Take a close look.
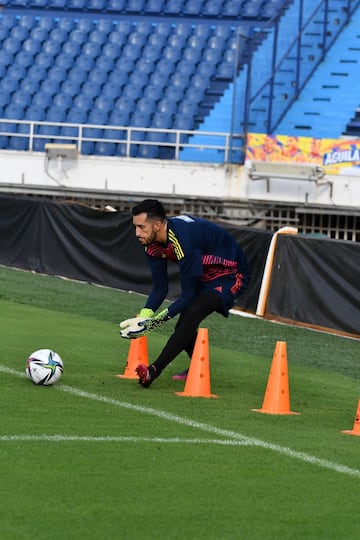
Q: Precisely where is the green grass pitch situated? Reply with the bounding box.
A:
[0,265,360,539]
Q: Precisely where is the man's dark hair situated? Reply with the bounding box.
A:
[132,199,166,221]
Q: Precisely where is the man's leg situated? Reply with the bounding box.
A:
[136,291,222,387]
[151,291,222,377]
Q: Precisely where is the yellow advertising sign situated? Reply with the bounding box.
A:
[246,133,360,175]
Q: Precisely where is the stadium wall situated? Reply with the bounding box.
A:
[0,195,358,339]
[0,150,360,210]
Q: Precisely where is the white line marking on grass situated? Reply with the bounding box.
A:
[0,434,252,445]
[2,364,360,478]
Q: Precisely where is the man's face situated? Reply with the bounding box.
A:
[133,212,161,245]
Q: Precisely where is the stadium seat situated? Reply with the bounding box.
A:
[3,37,22,56]
[69,30,88,46]
[53,53,75,70]
[75,55,96,72]
[67,107,88,123]
[156,98,177,116]
[108,109,130,125]
[144,0,164,13]
[57,18,76,33]
[137,144,159,158]
[97,19,115,33]
[107,0,126,10]
[88,0,106,10]
[32,91,53,109]
[53,93,73,111]
[163,0,182,14]
[29,27,49,43]
[88,30,108,46]
[46,107,66,122]
[114,96,136,114]
[47,66,68,83]
[183,0,202,14]
[73,94,94,112]
[95,141,116,156]
[11,90,32,108]
[102,41,123,59]
[0,91,12,109]
[27,64,47,82]
[94,95,114,113]
[40,78,60,96]
[23,38,42,56]
[135,97,157,115]
[68,68,88,85]
[18,15,36,30]
[7,64,27,82]
[11,25,29,42]
[81,81,102,99]
[49,28,69,44]
[223,0,241,16]
[62,40,82,58]
[95,56,115,72]
[82,41,102,58]
[168,33,188,49]
[142,45,163,63]
[125,0,145,12]
[61,79,82,98]
[136,58,156,76]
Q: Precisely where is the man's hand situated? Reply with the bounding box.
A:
[119,316,147,339]
[119,309,170,339]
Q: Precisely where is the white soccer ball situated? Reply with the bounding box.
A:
[25,349,64,386]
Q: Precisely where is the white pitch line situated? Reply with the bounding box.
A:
[0,434,252,445]
[1,364,360,479]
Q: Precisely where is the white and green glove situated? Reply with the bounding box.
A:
[119,308,170,339]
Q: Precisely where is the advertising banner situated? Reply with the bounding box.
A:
[246,133,360,175]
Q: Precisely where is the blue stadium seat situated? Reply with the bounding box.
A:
[125,0,145,12]
[0,91,12,109]
[37,17,56,31]
[75,55,95,72]
[214,25,232,40]
[128,31,148,48]
[94,56,115,72]
[5,103,25,120]
[151,112,173,129]
[88,68,108,86]
[11,25,29,42]
[114,56,135,74]
[95,141,116,156]
[61,80,82,97]
[0,77,19,94]
[136,97,157,115]
[117,20,133,34]
[122,83,144,100]
[177,100,198,116]
[73,94,94,112]
[144,0,164,13]
[168,33,187,49]
[108,109,130,125]
[142,84,163,101]
[67,0,87,8]
[164,85,185,103]
[48,0,67,8]
[170,72,190,90]
[47,66,68,83]
[36,51,58,69]
[149,71,169,88]
[183,0,202,15]
[88,30,108,46]
[147,32,167,49]
[182,46,203,64]
[12,90,32,108]
[62,40,81,58]
[23,38,42,55]
[18,15,36,30]
[9,135,30,151]
[0,27,10,42]
[0,64,6,79]
[163,0,183,14]
[102,41,123,59]
[94,96,114,113]
[67,107,88,123]
[40,78,60,96]
[107,0,126,11]
[24,105,46,121]
[0,50,14,67]
[19,77,40,96]
[194,24,211,39]
[69,30,88,46]
[68,68,88,85]
[162,46,182,63]
[142,45,163,63]
[88,0,106,10]
[16,51,35,68]
[7,64,27,82]
[1,15,18,31]
[27,64,47,82]
[202,0,222,15]
[57,18,76,32]
[43,39,62,56]
[82,81,102,99]
[136,58,156,76]
[53,93,73,111]
[114,96,136,114]
[97,19,115,33]
[137,144,159,158]
[156,98,177,116]
[82,41,102,58]
[53,53,75,71]
[49,28,68,44]
[107,70,129,88]
[32,91,52,109]
[46,107,66,122]
[29,27,49,42]
[4,37,22,56]
[77,18,96,33]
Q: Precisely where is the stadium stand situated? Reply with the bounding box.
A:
[0,0,358,161]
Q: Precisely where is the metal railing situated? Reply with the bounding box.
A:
[0,118,246,163]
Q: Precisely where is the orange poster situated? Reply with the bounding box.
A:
[246,133,360,175]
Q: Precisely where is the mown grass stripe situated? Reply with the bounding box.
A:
[2,364,360,479]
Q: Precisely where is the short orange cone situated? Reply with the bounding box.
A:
[175,328,218,398]
[252,341,299,415]
[116,336,148,379]
[342,399,360,436]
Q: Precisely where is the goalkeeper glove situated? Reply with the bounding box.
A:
[119,308,170,339]
[118,308,154,338]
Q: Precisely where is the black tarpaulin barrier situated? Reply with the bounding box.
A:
[266,235,360,338]
[0,195,268,313]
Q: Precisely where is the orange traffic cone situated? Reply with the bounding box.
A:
[342,399,360,436]
[175,328,218,398]
[252,341,299,415]
[116,336,148,380]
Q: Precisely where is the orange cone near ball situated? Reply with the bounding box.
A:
[252,341,299,415]
[175,328,218,398]
[116,336,148,379]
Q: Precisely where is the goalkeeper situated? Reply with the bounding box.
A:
[119,199,250,388]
